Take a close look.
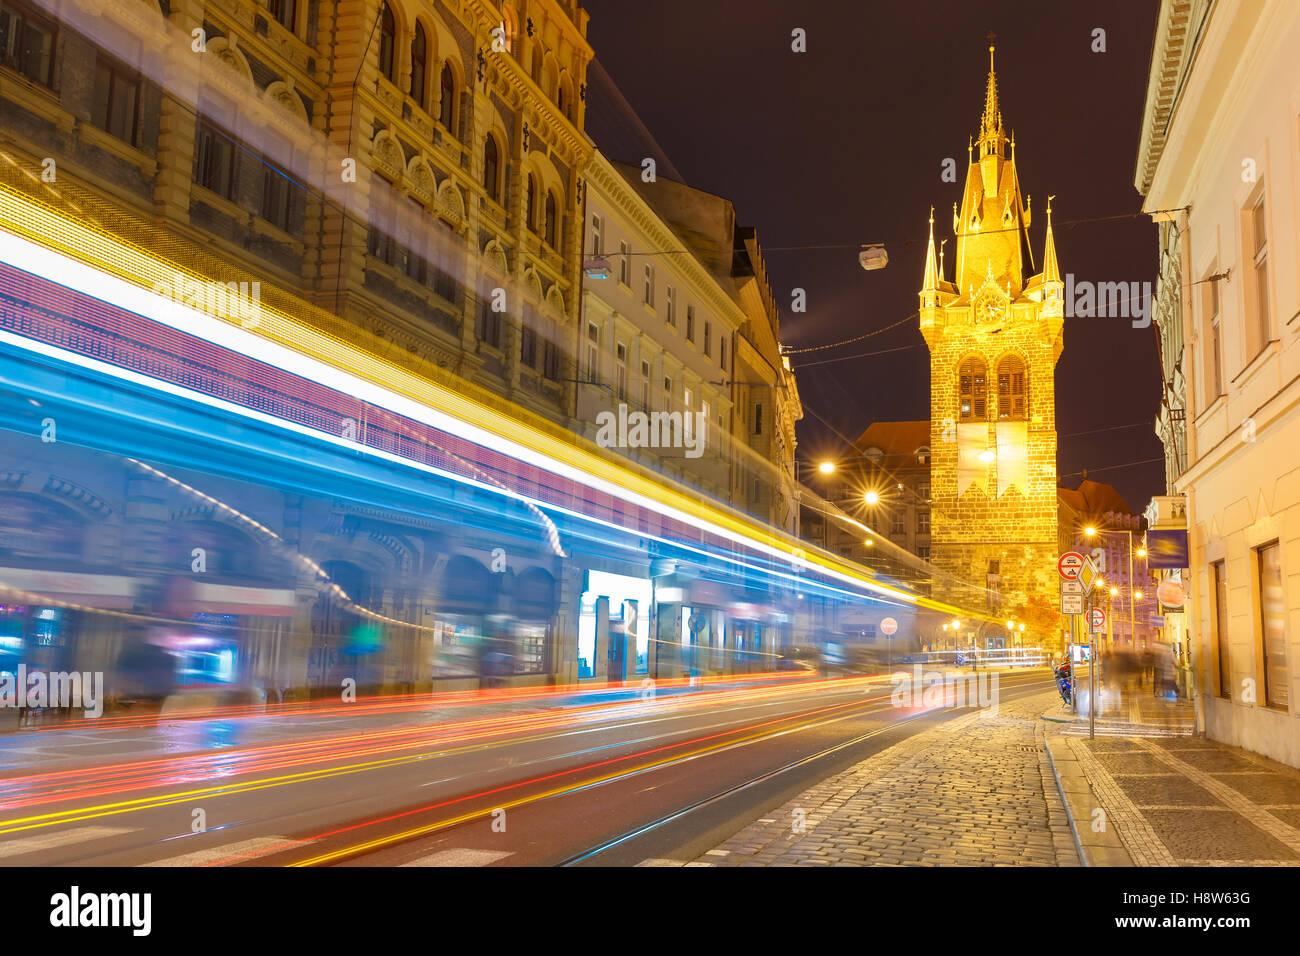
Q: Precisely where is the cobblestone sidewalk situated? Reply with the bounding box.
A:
[1055,734,1300,866]
[675,688,1079,866]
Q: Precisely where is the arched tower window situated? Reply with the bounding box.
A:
[439,62,456,132]
[483,134,500,202]
[958,357,987,420]
[996,355,1028,420]
[378,5,396,82]
[410,23,427,109]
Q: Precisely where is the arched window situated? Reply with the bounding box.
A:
[410,23,427,109]
[378,5,396,82]
[958,357,987,420]
[996,355,1028,420]
[544,191,557,247]
[439,62,456,132]
[526,174,538,232]
[557,83,569,119]
[483,134,500,202]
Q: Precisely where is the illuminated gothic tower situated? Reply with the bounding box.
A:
[919,42,1063,618]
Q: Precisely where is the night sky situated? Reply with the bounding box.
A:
[582,0,1166,513]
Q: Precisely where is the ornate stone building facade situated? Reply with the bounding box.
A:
[919,44,1063,615]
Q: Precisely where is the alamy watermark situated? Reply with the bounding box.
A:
[1064,273,1151,329]
[890,664,999,715]
[0,667,104,718]
[150,276,262,328]
[594,403,707,459]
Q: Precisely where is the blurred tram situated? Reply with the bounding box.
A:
[0,199,980,708]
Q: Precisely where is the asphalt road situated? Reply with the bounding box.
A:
[0,668,1055,867]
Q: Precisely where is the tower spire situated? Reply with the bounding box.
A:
[979,32,1005,157]
[922,206,939,294]
[1042,195,1061,286]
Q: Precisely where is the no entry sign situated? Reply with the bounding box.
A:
[880,617,899,636]
[1058,551,1085,580]
[1088,608,1106,632]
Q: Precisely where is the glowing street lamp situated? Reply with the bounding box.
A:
[978,449,996,463]
[818,461,835,474]
[1084,525,1097,537]
[864,490,880,506]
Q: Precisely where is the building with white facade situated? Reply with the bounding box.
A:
[1136,0,1300,765]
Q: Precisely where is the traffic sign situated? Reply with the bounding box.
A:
[1060,579,1084,596]
[1078,557,1098,591]
[1058,551,1085,580]
[880,617,898,636]
[1088,608,1106,632]
[1061,592,1084,615]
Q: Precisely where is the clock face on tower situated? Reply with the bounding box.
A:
[974,290,1006,333]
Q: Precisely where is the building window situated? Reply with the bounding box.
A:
[439,62,456,132]
[268,0,296,31]
[92,54,141,147]
[615,342,627,399]
[643,264,654,306]
[0,0,56,87]
[1203,265,1223,404]
[475,297,501,349]
[544,191,558,248]
[640,360,650,410]
[410,22,427,108]
[703,321,712,358]
[483,134,500,202]
[1212,560,1229,699]
[890,512,905,536]
[996,355,1027,419]
[753,401,762,435]
[917,510,930,535]
[663,376,672,405]
[918,546,930,561]
[520,326,537,369]
[585,322,599,380]
[543,340,561,380]
[377,4,396,82]
[619,241,630,285]
[1257,541,1287,710]
[958,357,987,419]
[666,285,675,326]
[686,305,695,343]
[720,337,727,371]
[526,175,538,233]
[261,161,292,231]
[590,214,602,255]
[1249,192,1270,357]
[193,120,236,200]
[918,482,930,500]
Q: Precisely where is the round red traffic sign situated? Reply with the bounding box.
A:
[1088,608,1106,629]
[880,617,898,636]
[1058,551,1085,580]
[1156,579,1186,608]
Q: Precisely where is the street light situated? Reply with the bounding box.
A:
[864,490,880,506]
[818,461,835,474]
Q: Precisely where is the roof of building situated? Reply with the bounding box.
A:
[854,421,931,457]
[1057,473,1133,517]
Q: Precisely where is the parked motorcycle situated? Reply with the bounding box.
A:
[1054,660,1073,706]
